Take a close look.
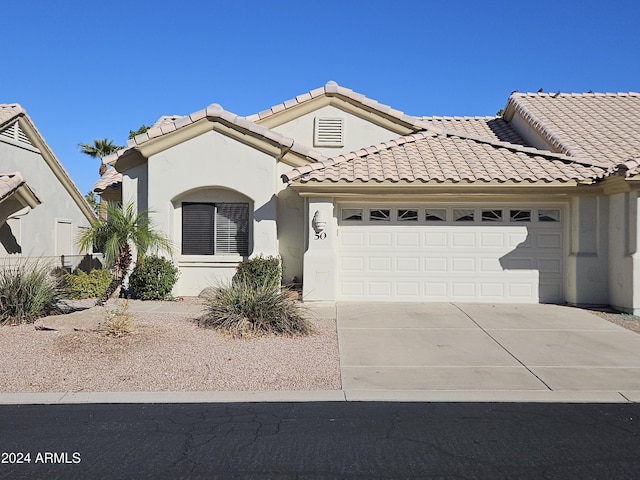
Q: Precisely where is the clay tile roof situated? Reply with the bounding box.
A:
[504,92,640,167]
[151,115,185,128]
[282,131,608,185]
[93,167,122,193]
[245,81,425,129]
[421,116,530,146]
[0,172,41,204]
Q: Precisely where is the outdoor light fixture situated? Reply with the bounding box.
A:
[312,210,327,234]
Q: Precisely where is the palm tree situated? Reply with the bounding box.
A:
[78,138,124,175]
[77,201,172,306]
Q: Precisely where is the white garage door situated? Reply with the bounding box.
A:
[338,204,564,303]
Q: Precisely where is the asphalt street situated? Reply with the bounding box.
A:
[2,402,640,479]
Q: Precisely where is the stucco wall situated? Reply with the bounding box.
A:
[0,140,90,258]
[124,129,280,296]
[276,162,304,285]
[272,104,404,157]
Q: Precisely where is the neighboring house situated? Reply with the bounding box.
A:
[0,104,96,267]
[99,84,640,314]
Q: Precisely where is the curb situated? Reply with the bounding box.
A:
[1,390,638,405]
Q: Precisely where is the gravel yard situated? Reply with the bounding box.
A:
[0,299,341,393]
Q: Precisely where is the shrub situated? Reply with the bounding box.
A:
[0,261,61,325]
[128,255,179,300]
[201,278,313,337]
[100,300,136,338]
[234,255,281,287]
[64,269,112,299]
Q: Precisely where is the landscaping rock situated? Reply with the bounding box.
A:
[34,307,105,332]
[198,287,218,299]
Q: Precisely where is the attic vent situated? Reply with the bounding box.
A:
[0,121,32,146]
[314,117,344,147]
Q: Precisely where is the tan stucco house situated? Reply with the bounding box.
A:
[0,104,95,266]
[97,83,640,313]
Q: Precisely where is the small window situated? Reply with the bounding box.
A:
[398,209,418,221]
[454,209,475,222]
[482,209,503,222]
[538,209,560,222]
[369,209,390,221]
[342,208,363,221]
[510,210,531,222]
[314,117,344,147]
[425,209,447,222]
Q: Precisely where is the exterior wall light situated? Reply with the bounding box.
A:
[312,210,327,234]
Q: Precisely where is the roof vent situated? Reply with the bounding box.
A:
[314,117,344,147]
[0,121,32,147]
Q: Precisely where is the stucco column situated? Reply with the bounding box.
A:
[302,198,337,302]
[630,192,640,313]
[565,196,608,306]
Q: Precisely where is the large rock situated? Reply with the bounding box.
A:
[34,307,106,332]
[198,287,218,299]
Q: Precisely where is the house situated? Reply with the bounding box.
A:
[0,104,96,268]
[99,83,640,314]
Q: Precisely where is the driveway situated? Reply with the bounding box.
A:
[337,303,640,400]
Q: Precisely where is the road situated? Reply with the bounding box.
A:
[2,402,640,479]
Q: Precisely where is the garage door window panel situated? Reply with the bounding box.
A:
[425,209,447,222]
[398,209,418,222]
[342,208,363,221]
[510,210,531,222]
[538,209,560,222]
[454,209,475,222]
[370,209,390,222]
[182,202,249,256]
[482,209,503,222]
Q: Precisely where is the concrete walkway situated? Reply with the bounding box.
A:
[3,301,640,404]
[337,302,640,402]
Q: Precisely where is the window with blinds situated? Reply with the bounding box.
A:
[182,202,249,256]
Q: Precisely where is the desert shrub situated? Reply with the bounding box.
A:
[128,255,179,300]
[64,269,112,299]
[100,300,136,337]
[233,255,281,287]
[201,278,312,337]
[0,261,61,325]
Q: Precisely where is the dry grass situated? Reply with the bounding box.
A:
[99,300,136,338]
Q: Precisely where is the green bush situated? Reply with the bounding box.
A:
[64,269,112,299]
[234,255,281,287]
[0,261,61,325]
[128,255,179,300]
[201,278,312,337]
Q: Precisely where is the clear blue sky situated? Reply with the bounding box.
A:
[3,0,638,195]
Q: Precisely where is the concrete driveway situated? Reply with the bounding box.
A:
[337,303,640,402]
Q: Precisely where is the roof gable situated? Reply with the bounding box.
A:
[108,103,327,172]
[0,104,96,221]
[246,81,426,134]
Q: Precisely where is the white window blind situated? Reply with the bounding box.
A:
[215,203,249,255]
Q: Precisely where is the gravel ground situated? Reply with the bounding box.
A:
[588,309,640,333]
[0,298,341,393]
